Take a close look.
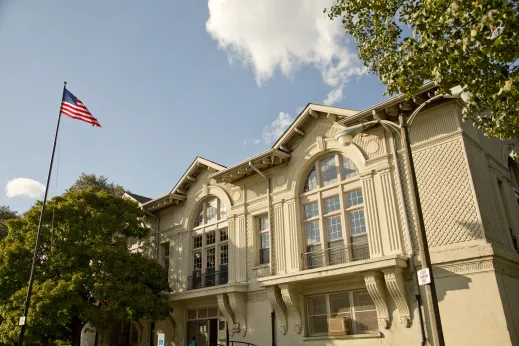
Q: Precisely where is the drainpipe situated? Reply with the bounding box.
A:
[388,130,427,346]
[249,162,273,275]
[271,311,276,346]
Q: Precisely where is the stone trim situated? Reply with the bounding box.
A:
[267,286,288,335]
[383,268,411,327]
[432,259,494,278]
[280,284,303,334]
[364,272,390,329]
[247,291,268,302]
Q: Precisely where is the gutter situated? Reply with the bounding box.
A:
[249,161,273,275]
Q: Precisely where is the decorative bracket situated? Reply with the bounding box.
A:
[267,286,288,335]
[316,136,326,152]
[169,306,186,345]
[383,268,411,327]
[280,284,302,334]
[364,271,391,329]
[217,294,237,335]
[228,292,247,336]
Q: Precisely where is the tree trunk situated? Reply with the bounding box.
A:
[71,316,84,346]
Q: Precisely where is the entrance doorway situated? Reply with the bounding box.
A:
[187,307,227,346]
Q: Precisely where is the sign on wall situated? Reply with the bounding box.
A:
[157,332,165,346]
[417,268,431,286]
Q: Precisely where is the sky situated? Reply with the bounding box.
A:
[0,0,386,213]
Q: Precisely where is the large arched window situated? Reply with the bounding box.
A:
[300,153,369,269]
[189,197,228,290]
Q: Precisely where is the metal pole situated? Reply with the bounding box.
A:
[18,81,67,344]
[399,113,445,346]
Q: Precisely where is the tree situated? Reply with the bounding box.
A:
[68,173,126,197]
[0,189,170,345]
[0,206,18,239]
[327,0,519,147]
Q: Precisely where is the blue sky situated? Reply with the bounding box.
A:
[0,0,386,213]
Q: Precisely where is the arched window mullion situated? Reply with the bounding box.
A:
[317,190,327,266]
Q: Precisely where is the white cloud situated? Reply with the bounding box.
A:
[263,112,295,144]
[6,178,45,199]
[243,139,261,146]
[206,0,366,105]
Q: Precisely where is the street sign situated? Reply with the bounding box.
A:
[19,316,26,326]
[157,332,165,346]
[417,268,431,286]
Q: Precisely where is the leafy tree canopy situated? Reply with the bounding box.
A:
[0,184,169,345]
[327,0,519,147]
[67,173,126,197]
[0,206,18,239]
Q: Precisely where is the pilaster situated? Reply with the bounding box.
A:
[361,170,384,257]
[377,166,403,254]
[280,284,302,334]
[274,202,286,274]
[228,217,236,283]
[284,199,301,272]
[383,267,411,327]
[236,215,247,282]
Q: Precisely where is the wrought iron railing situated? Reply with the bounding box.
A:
[301,242,369,270]
[188,268,228,290]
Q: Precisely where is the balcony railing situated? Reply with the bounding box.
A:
[301,242,370,270]
[188,267,228,290]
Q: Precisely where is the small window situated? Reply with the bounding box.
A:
[206,248,216,268]
[220,244,228,266]
[206,231,216,245]
[304,203,319,219]
[324,196,341,213]
[259,215,269,231]
[161,242,170,276]
[306,290,377,336]
[305,221,320,246]
[320,156,338,186]
[304,167,318,192]
[193,235,203,249]
[220,228,228,241]
[194,209,203,227]
[327,216,343,241]
[343,157,359,179]
[193,251,202,271]
[257,214,270,265]
[346,190,363,208]
[349,210,366,235]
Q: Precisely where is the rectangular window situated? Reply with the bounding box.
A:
[206,231,216,245]
[304,203,319,219]
[327,216,343,241]
[193,235,203,249]
[206,248,216,269]
[220,244,228,266]
[324,196,341,214]
[220,228,228,241]
[161,242,170,275]
[193,251,202,271]
[305,221,321,246]
[306,290,377,336]
[258,214,270,264]
[349,210,366,235]
[320,156,338,186]
[346,190,363,208]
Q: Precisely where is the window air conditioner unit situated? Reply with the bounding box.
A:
[328,317,350,336]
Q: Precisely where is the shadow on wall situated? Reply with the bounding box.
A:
[433,269,472,302]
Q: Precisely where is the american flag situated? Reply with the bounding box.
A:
[60,89,101,127]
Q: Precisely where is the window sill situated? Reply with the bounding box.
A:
[253,264,270,270]
[303,332,382,342]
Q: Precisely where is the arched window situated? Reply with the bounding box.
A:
[300,153,368,269]
[189,197,229,290]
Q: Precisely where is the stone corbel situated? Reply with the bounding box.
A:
[217,294,237,335]
[267,286,288,335]
[280,284,302,334]
[383,268,411,327]
[228,292,247,336]
[169,306,186,345]
[364,272,391,329]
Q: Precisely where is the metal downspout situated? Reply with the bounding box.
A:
[249,162,273,275]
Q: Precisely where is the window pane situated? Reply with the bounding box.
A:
[307,295,328,335]
[193,251,202,271]
[195,209,203,227]
[320,156,338,186]
[349,209,366,235]
[206,231,216,245]
[324,196,341,213]
[327,216,343,241]
[193,235,203,249]
[206,198,217,223]
[307,295,327,315]
[219,202,227,219]
[304,203,319,219]
[220,228,228,241]
[220,244,228,266]
[258,215,269,231]
[260,233,270,249]
[330,292,351,317]
[305,221,320,245]
[206,248,216,268]
[343,157,359,179]
[353,291,378,333]
[304,167,318,192]
[161,242,170,257]
[346,190,363,208]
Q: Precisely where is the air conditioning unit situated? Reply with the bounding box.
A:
[328,317,350,336]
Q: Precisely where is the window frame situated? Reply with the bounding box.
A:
[257,214,270,265]
[300,153,367,266]
[161,241,170,279]
[305,289,378,336]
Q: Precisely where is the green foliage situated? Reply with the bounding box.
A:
[327,0,519,143]
[0,206,18,239]
[0,189,170,344]
[68,173,126,197]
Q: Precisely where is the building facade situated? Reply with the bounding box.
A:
[87,85,519,346]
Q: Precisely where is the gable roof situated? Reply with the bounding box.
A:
[124,192,152,204]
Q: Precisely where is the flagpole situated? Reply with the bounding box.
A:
[18,81,67,345]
